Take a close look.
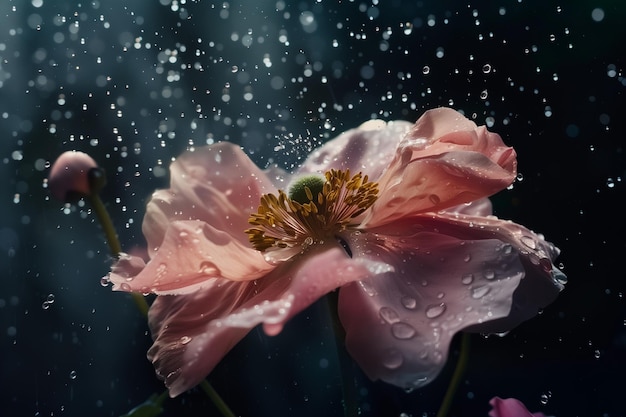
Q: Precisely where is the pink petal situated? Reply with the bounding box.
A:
[363,108,517,228]
[109,220,273,294]
[337,214,564,391]
[141,143,277,255]
[489,397,549,417]
[147,246,388,396]
[298,119,412,181]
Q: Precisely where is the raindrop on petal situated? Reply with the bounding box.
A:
[471,285,491,299]
[521,235,537,249]
[400,295,417,310]
[382,348,404,369]
[391,322,417,339]
[461,273,474,285]
[379,306,400,324]
[425,303,446,318]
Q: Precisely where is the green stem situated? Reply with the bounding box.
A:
[326,291,359,417]
[200,380,237,417]
[87,194,149,317]
[436,333,471,417]
[87,193,234,416]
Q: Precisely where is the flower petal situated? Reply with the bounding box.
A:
[363,108,517,227]
[489,397,549,417]
[298,119,412,181]
[109,220,273,294]
[338,214,564,391]
[142,143,276,255]
[146,246,387,396]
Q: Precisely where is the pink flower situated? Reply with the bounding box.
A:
[489,397,550,417]
[108,108,565,397]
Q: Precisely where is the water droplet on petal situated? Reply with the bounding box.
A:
[461,273,474,285]
[428,194,440,205]
[379,306,400,324]
[471,285,491,299]
[521,235,537,249]
[401,295,417,309]
[391,322,417,339]
[382,348,404,369]
[179,336,192,345]
[425,303,446,318]
[199,261,218,275]
[483,269,495,280]
[463,254,472,262]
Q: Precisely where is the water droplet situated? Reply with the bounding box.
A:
[120,283,131,291]
[463,254,472,262]
[521,235,537,249]
[199,261,218,275]
[46,294,55,303]
[391,322,417,339]
[69,370,77,380]
[480,89,489,100]
[593,349,601,359]
[42,301,50,310]
[379,307,400,324]
[483,269,495,280]
[359,280,378,296]
[428,194,440,205]
[400,296,417,310]
[382,348,403,369]
[100,276,111,287]
[482,63,492,73]
[471,285,491,299]
[461,273,474,285]
[422,65,430,75]
[179,336,192,345]
[425,303,446,319]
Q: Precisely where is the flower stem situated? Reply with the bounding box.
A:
[436,332,471,417]
[326,291,359,417]
[200,380,237,417]
[87,193,149,317]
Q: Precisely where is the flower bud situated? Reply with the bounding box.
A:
[48,151,104,202]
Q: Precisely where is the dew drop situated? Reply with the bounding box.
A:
[422,65,430,75]
[480,89,488,99]
[199,261,218,275]
[379,306,400,324]
[401,295,417,310]
[521,235,537,249]
[428,194,440,205]
[382,348,403,369]
[69,370,77,380]
[471,285,491,299]
[100,276,111,287]
[461,273,474,285]
[390,321,416,340]
[425,303,446,319]
[180,336,192,345]
[463,254,471,262]
[483,269,495,280]
[482,63,492,73]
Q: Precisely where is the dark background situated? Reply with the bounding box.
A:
[1,1,624,416]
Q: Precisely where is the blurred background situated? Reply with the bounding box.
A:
[1,0,624,416]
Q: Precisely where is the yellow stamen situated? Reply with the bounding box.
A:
[245,169,378,253]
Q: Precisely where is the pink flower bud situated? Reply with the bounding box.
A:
[48,151,100,202]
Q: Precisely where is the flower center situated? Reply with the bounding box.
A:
[246,169,378,256]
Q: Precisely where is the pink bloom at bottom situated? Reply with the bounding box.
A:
[108,107,566,397]
[489,397,550,417]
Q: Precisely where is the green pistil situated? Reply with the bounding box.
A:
[288,174,325,204]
